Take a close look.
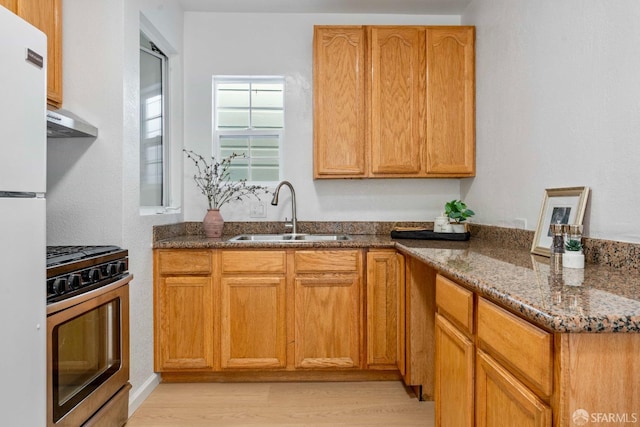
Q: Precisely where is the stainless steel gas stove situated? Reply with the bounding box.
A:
[46,245,131,427]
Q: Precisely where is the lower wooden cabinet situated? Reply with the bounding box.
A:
[154,248,369,374]
[220,275,287,369]
[155,275,214,371]
[435,313,474,427]
[476,350,551,427]
[294,274,361,368]
[403,258,437,400]
[435,273,552,427]
[366,250,404,369]
[294,250,362,369]
[219,250,287,370]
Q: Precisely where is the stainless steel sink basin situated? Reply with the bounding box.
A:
[228,233,352,242]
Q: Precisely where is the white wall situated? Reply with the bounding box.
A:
[183,12,463,224]
[462,0,640,244]
[47,0,184,414]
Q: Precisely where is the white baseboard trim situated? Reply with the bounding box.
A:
[128,373,161,417]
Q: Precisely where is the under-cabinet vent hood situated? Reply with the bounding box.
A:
[46,109,98,138]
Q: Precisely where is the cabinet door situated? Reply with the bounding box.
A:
[155,276,214,371]
[435,314,474,427]
[476,350,551,427]
[403,258,436,400]
[366,250,404,368]
[220,276,286,369]
[313,26,367,178]
[17,0,62,108]
[294,274,361,368]
[425,27,475,176]
[370,26,426,176]
[0,0,17,11]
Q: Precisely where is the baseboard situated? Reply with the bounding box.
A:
[128,373,160,417]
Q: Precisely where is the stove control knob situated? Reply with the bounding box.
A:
[106,263,119,277]
[88,268,101,283]
[117,261,127,274]
[68,274,81,290]
[52,277,67,295]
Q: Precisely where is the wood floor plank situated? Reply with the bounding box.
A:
[126,381,433,426]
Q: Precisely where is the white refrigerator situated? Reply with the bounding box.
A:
[0,6,47,426]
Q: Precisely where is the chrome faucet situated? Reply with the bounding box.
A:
[271,180,297,234]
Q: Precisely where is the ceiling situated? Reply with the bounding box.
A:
[177,0,472,15]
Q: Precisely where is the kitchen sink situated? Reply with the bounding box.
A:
[228,233,352,242]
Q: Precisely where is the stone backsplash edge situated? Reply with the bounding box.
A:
[153,221,639,271]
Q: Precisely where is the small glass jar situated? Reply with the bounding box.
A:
[565,224,583,253]
[549,223,565,272]
[549,223,565,254]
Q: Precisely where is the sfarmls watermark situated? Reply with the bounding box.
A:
[572,409,638,425]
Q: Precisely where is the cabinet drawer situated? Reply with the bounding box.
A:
[436,274,474,334]
[477,298,553,397]
[295,250,360,273]
[221,250,286,274]
[157,250,212,275]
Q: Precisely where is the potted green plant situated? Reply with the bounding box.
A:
[444,199,475,233]
[184,149,271,238]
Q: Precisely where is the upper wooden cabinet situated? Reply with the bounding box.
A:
[370,27,426,176]
[0,0,17,10]
[313,26,367,177]
[425,27,475,175]
[2,0,63,108]
[313,25,475,179]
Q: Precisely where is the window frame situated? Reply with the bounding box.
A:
[212,75,285,184]
[139,19,181,216]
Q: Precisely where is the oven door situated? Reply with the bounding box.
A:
[47,276,130,427]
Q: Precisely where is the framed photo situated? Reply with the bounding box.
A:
[531,186,590,257]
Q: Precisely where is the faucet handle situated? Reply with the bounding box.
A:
[284,217,293,230]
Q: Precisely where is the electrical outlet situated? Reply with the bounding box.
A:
[514,218,527,229]
[250,201,267,218]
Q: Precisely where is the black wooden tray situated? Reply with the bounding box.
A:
[390,230,471,241]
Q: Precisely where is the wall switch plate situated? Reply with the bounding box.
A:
[514,218,527,229]
[250,201,267,218]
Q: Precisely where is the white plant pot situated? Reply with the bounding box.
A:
[434,216,450,232]
[563,252,585,269]
[451,223,466,233]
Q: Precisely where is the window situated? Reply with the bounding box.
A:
[213,76,284,182]
[140,32,169,207]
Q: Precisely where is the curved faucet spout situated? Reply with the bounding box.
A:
[271,180,297,234]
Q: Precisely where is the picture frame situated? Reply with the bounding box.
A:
[531,186,590,257]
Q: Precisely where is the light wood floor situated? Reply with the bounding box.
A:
[126,381,434,426]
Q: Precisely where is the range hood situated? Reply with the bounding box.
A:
[46,109,98,138]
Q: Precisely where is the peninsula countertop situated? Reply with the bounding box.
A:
[153,233,640,334]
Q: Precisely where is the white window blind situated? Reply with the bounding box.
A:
[213,76,284,182]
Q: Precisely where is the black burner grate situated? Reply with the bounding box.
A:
[46,245,122,267]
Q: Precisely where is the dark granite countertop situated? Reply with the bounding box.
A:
[153,229,640,334]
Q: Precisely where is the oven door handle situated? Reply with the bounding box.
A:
[47,274,133,316]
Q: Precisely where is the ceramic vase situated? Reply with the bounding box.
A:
[203,209,224,238]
